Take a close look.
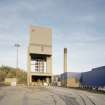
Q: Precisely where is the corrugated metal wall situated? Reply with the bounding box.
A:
[81,66,105,87]
[61,66,105,88]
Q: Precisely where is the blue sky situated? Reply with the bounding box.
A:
[0,0,105,74]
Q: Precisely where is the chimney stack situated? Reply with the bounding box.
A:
[64,48,67,73]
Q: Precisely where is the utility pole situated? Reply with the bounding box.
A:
[14,43,20,68]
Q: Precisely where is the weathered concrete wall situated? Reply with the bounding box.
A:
[67,78,80,88]
[27,26,52,86]
[29,26,52,55]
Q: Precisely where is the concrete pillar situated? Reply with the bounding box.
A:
[64,48,67,73]
[46,78,49,83]
[27,53,31,86]
[46,56,52,74]
[47,56,52,84]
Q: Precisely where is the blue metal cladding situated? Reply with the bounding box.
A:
[61,72,68,80]
[61,72,81,80]
[81,66,105,87]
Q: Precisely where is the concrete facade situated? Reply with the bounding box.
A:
[4,78,17,86]
[67,78,80,88]
[27,26,52,86]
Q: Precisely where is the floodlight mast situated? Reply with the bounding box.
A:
[14,43,20,69]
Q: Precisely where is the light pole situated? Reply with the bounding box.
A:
[14,43,20,68]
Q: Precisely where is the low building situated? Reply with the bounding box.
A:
[61,72,81,87]
[67,78,80,88]
[5,78,17,86]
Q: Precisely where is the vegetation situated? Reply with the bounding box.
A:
[0,65,27,84]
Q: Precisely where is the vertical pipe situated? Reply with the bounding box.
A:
[64,48,67,87]
[64,48,67,73]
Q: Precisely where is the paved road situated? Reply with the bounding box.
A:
[0,86,105,105]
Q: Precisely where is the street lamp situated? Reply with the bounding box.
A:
[14,43,20,68]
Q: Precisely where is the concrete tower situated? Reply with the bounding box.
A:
[64,48,67,73]
[27,26,52,86]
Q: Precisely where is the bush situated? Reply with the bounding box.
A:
[0,65,27,84]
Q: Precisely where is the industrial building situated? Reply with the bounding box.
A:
[81,66,105,88]
[61,66,105,89]
[27,26,52,86]
[27,26,105,89]
[61,72,81,87]
[60,48,105,88]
